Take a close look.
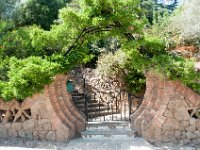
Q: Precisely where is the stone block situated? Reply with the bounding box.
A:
[0,127,8,138]
[175,131,181,138]
[12,123,22,131]
[191,139,200,145]
[8,129,18,137]
[23,119,36,130]
[46,131,56,141]
[189,118,196,125]
[38,130,48,139]
[38,119,52,131]
[154,116,166,128]
[181,131,186,139]
[33,131,38,137]
[56,129,69,141]
[31,101,48,119]
[197,124,200,130]
[162,131,175,139]
[162,118,180,131]
[4,123,11,130]
[24,130,33,139]
[194,130,200,137]
[186,132,197,139]
[167,102,174,110]
[183,139,191,144]
[164,109,174,118]
[18,130,25,138]
[185,126,196,132]
[174,108,190,121]
[182,121,189,128]
[188,94,200,106]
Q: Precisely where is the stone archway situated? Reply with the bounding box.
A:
[68,67,138,122]
[0,72,199,144]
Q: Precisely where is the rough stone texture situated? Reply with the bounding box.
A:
[69,67,143,119]
[70,68,130,102]
[0,74,85,141]
[131,72,200,144]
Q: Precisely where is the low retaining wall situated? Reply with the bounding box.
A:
[0,74,85,141]
[1,72,199,143]
[131,72,200,144]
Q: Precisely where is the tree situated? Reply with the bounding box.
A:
[0,0,18,20]
[169,0,200,46]
[13,0,65,30]
[0,0,199,101]
[140,0,179,25]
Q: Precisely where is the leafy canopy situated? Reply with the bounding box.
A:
[0,0,199,101]
[0,0,18,20]
[13,0,66,30]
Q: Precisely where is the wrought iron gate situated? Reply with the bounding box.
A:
[70,67,142,122]
[83,80,133,122]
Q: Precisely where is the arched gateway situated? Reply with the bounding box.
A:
[68,67,143,123]
[0,72,199,144]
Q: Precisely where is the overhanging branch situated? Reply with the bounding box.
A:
[64,22,135,57]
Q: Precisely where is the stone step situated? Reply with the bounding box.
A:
[87,111,120,118]
[73,99,85,103]
[88,117,130,122]
[76,103,105,108]
[76,102,119,109]
[81,129,136,139]
[72,96,84,101]
[82,107,107,113]
[71,91,84,96]
[86,121,131,130]
[74,100,98,105]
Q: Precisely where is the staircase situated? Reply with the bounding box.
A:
[71,90,121,120]
[81,121,136,139]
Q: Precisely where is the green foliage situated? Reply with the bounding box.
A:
[0,27,39,59]
[0,58,9,81]
[0,0,18,20]
[0,0,199,101]
[141,36,167,57]
[124,67,146,94]
[29,25,69,55]
[0,25,66,59]
[13,0,65,30]
[0,57,60,101]
[168,0,200,46]
[151,55,200,93]
[97,50,146,94]
[97,50,127,77]
[0,21,15,33]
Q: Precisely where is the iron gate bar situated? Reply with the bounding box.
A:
[128,93,131,121]
[82,80,134,122]
[116,97,118,114]
[83,78,88,122]
[111,102,113,121]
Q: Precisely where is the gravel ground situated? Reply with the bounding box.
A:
[0,137,199,150]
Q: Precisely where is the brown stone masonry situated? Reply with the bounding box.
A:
[0,74,85,141]
[131,72,200,144]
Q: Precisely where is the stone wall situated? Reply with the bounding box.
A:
[0,74,85,141]
[70,68,124,101]
[131,72,200,144]
[70,67,142,108]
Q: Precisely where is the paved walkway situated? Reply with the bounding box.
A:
[0,137,199,150]
[65,137,154,150]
